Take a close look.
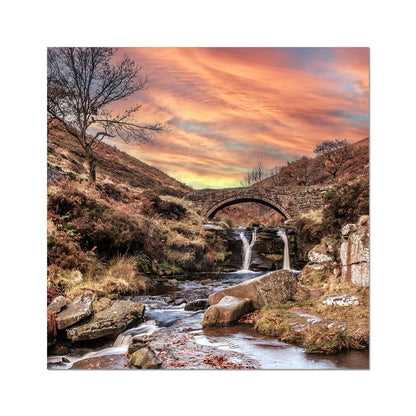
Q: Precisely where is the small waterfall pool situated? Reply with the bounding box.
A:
[48,271,369,370]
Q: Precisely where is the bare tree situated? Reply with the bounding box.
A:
[266,165,282,186]
[47,47,163,184]
[240,159,281,187]
[313,139,355,179]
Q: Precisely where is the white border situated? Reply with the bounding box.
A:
[2,0,416,414]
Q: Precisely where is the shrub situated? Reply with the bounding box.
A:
[97,181,130,202]
[135,251,152,273]
[47,228,90,271]
[322,178,369,234]
[140,190,187,220]
[48,187,149,258]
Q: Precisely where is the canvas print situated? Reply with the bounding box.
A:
[47,47,369,370]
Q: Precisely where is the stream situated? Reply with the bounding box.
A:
[47,271,369,370]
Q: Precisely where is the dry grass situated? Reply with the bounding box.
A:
[303,324,368,354]
[167,229,205,251]
[298,208,324,224]
[254,303,307,345]
[48,256,151,301]
[254,268,369,354]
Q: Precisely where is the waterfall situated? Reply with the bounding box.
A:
[239,228,257,271]
[113,333,133,348]
[277,229,291,270]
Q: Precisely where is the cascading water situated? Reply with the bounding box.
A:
[277,229,291,270]
[239,228,257,271]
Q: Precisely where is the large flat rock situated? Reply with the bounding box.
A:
[66,300,145,342]
[208,269,297,310]
[201,296,253,327]
[56,292,94,330]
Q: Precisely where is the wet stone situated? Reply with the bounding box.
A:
[130,346,162,369]
[71,354,130,370]
[185,299,209,311]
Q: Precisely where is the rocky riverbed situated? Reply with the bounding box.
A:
[48,269,369,370]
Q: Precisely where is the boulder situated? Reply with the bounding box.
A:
[184,299,209,311]
[47,296,66,314]
[340,224,369,287]
[307,243,334,266]
[56,291,95,330]
[250,252,275,271]
[201,296,253,327]
[66,300,145,342]
[130,346,162,369]
[208,270,297,310]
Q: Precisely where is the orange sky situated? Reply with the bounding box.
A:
[107,47,369,189]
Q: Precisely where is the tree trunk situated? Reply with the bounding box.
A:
[85,148,97,185]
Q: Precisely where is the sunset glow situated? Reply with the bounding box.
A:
[109,47,369,189]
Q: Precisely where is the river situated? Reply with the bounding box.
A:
[47,271,369,370]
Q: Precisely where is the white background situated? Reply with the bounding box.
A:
[1,0,415,415]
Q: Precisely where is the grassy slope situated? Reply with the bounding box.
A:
[47,122,190,196]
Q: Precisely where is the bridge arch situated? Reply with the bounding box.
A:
[205,195,292,220]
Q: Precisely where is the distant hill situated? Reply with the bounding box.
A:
[255,137,369,188]
[47,121,190,197]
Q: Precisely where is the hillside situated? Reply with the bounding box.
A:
[47,122,231,303]
[256,137,369,188]
[47,121,190,197]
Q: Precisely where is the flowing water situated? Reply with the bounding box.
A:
[239,227,257,271]
[277,228,291,270]
[47,270,369,370]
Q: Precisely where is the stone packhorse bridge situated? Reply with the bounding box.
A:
[184,185,329,219]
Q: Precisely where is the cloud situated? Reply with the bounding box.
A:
[106,47,369,189]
